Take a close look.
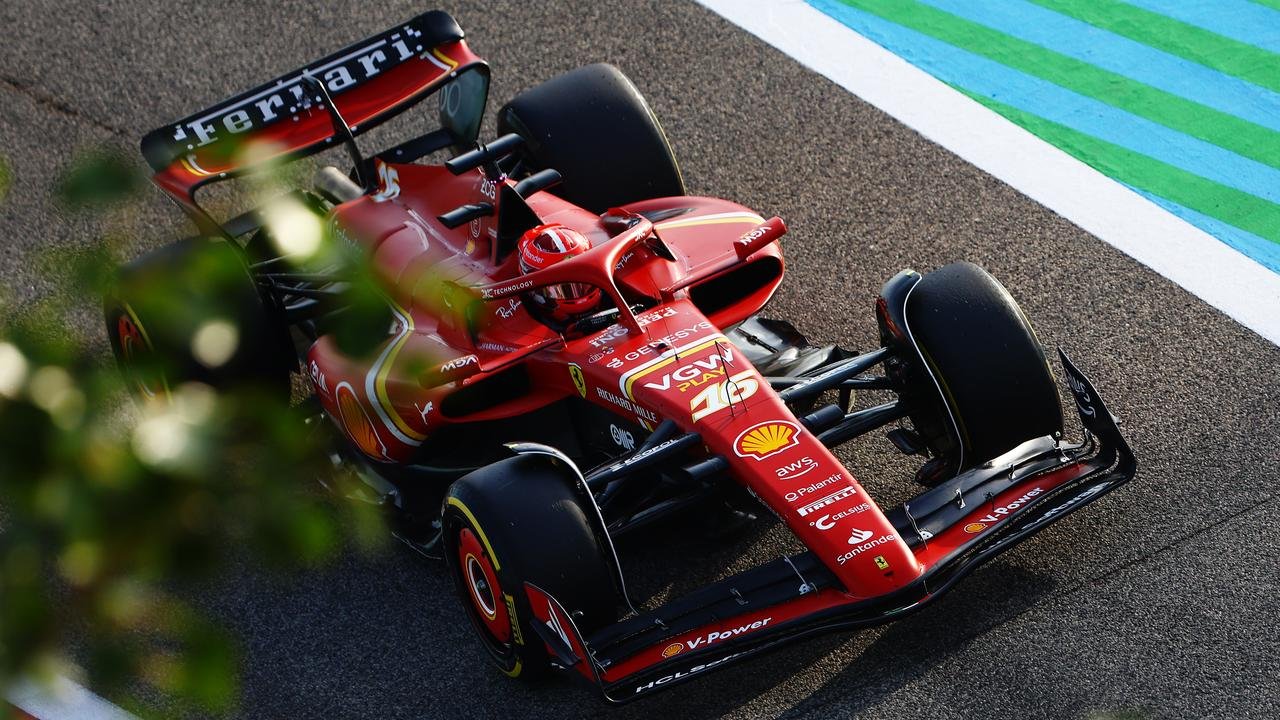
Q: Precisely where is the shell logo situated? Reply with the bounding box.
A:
[733,421,801,461]
[337,384,386,459]
[963,522,987,534]
[661,642,684,658]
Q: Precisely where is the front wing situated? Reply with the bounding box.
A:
[526,351,1136,703]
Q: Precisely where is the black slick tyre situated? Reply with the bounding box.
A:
[902,262,1064,471]
[441,453,618,678]
[498,63,685,213]
[104,237,292,401]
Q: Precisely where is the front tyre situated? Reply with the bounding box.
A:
[886,262,1064,479]
[441,453,618,678]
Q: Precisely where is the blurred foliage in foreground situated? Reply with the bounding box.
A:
[0,147,385,716]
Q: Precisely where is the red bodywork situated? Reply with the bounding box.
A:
[143,14,1134,702]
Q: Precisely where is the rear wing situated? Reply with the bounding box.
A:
[142,10,486,210]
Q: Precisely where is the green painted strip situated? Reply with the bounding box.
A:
[832,0,1280,170]
[960,88,1280,246]
[1249,0,1280,11]
[1027,0,1280,93]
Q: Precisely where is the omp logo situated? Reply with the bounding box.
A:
[168,24,432,151]
[734,421,800,461]
[976,487,1045,524]
[775,455,818,480]
[641,348,734,393]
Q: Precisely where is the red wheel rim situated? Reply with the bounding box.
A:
[116,312,164,398]
[457,527,511,643]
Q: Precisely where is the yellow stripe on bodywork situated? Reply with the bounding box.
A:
[654,212,763,231]
[372,300,427,442]
[432,48,459,70]
[622,336,726,400]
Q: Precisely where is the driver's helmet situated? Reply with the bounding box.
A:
[516,223,601,321]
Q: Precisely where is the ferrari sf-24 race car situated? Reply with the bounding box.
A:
[105,11,1136,703]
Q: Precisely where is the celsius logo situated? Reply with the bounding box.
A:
[848,527,873,544]
[775,456,818,480]
[811,503,871,530]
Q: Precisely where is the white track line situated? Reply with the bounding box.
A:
[6,676,137,720]
[697,0,1280,346]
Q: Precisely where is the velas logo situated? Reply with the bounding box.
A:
[661,642,683,658]
[734,421,800,461]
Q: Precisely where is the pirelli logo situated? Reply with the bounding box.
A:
[797,486,857,517]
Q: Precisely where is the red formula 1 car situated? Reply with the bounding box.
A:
[106,12,1136,703]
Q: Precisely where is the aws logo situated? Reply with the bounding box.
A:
[775,455,818,480]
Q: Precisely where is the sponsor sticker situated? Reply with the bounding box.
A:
[775,455,818,480]
[847,527,874,544]
[835,533,896,565]
[810,503,872,530]
[796,485,858,517]
[610,424,635,451]
[733,421,800,461]
[976,487,1045,524]
[661,642,683,658]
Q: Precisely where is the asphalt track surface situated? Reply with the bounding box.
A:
[2,1,1278,718]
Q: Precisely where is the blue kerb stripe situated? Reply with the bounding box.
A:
[917,0,1280,133]
[1122,0,1280,56]
[805,0,1280,205]
[1134,189,1280,274]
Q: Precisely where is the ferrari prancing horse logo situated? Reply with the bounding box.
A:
[569,363,587,398]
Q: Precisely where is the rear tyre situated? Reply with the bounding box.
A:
[498,63,685,213]
[442,453,618,678]
[104,238,292,401]
[897,262,1063,475]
